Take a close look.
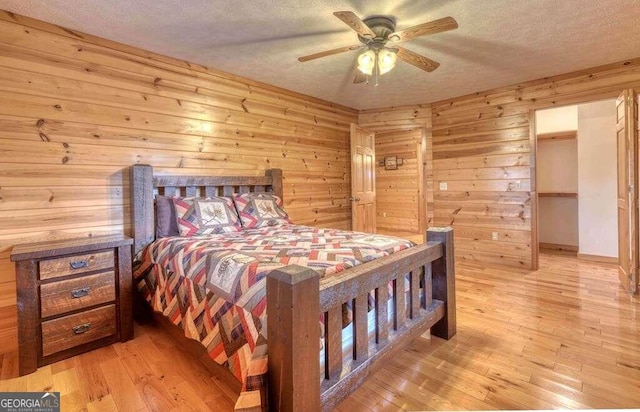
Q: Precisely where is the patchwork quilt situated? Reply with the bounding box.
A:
[133,224,414,410]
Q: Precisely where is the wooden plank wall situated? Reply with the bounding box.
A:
[0,11,357,354]
[373,129,422,234]
[430,58,640,269]
[359,105,434,234]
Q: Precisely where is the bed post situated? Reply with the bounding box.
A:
[266,264,320,412]
[427,227,456,339]
[265,168,283,200]
[130,164,155,257]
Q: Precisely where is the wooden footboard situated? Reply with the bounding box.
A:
[266,227,455,412]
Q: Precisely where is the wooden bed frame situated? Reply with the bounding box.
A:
[130,164,456,412]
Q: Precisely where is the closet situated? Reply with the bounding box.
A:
[535,101,618,262]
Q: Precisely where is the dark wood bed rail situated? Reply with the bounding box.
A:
[267,228,455,412]
[130,164,283,256]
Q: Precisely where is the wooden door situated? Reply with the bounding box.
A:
[350,124,376,233]
[616,89,639,294]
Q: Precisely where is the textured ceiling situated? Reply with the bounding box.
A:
[1,0,640,110]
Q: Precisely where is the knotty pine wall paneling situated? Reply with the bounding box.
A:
[430,58,640,269]
[374,128,422,234]
[359,105,433,235]
[0,11,357,354]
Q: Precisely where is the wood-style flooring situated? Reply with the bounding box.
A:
[1,251,639,411]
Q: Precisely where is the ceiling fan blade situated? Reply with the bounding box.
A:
[298,45,363,62]
[354,70,367,84]
[333,11,376,38]
[389,16,458,42]
[396,47,440,72]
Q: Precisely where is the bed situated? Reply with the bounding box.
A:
[130,164,456,412]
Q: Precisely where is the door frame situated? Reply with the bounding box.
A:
[529,110,539,270]
[417,127,429,235]
[529,91,638,271]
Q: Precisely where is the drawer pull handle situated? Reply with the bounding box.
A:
[70,287,91,298]
[72,322,92,335]
[70,260,89,270]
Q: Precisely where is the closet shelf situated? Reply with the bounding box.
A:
[538,192,578,198]
[537,130,577,142]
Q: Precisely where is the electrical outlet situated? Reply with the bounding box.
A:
[382,212,387,217]
[492,232,499,240]
[439,182,448,191]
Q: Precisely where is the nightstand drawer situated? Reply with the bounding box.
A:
[40,271,116,318]
[39,250,114,280]
[42,304,116,357]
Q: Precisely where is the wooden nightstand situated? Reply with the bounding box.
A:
[10,235,133,376]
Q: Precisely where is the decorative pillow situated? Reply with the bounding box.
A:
[173,196,240,236]
[233,193,291,228]
[156,195,179,238]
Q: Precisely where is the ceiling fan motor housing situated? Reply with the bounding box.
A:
[358,16,397,44]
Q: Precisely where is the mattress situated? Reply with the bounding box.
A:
[133,224,414,410]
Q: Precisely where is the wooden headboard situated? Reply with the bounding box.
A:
[130,164,283,256]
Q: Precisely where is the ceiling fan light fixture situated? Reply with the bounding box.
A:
[378,48,397,75]
[357,49,376,75]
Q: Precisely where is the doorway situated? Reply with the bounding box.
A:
[534,100,619,264]
[350,124,428,243]
[531,90,639,294]
[374,127,427,241]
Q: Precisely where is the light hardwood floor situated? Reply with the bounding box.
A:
[1,251,638,411]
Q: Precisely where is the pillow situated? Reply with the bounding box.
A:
[173,196,240,236]
[156,195,179,238]
[233,193,291,228]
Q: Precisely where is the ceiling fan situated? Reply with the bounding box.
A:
[298,11,458,85]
